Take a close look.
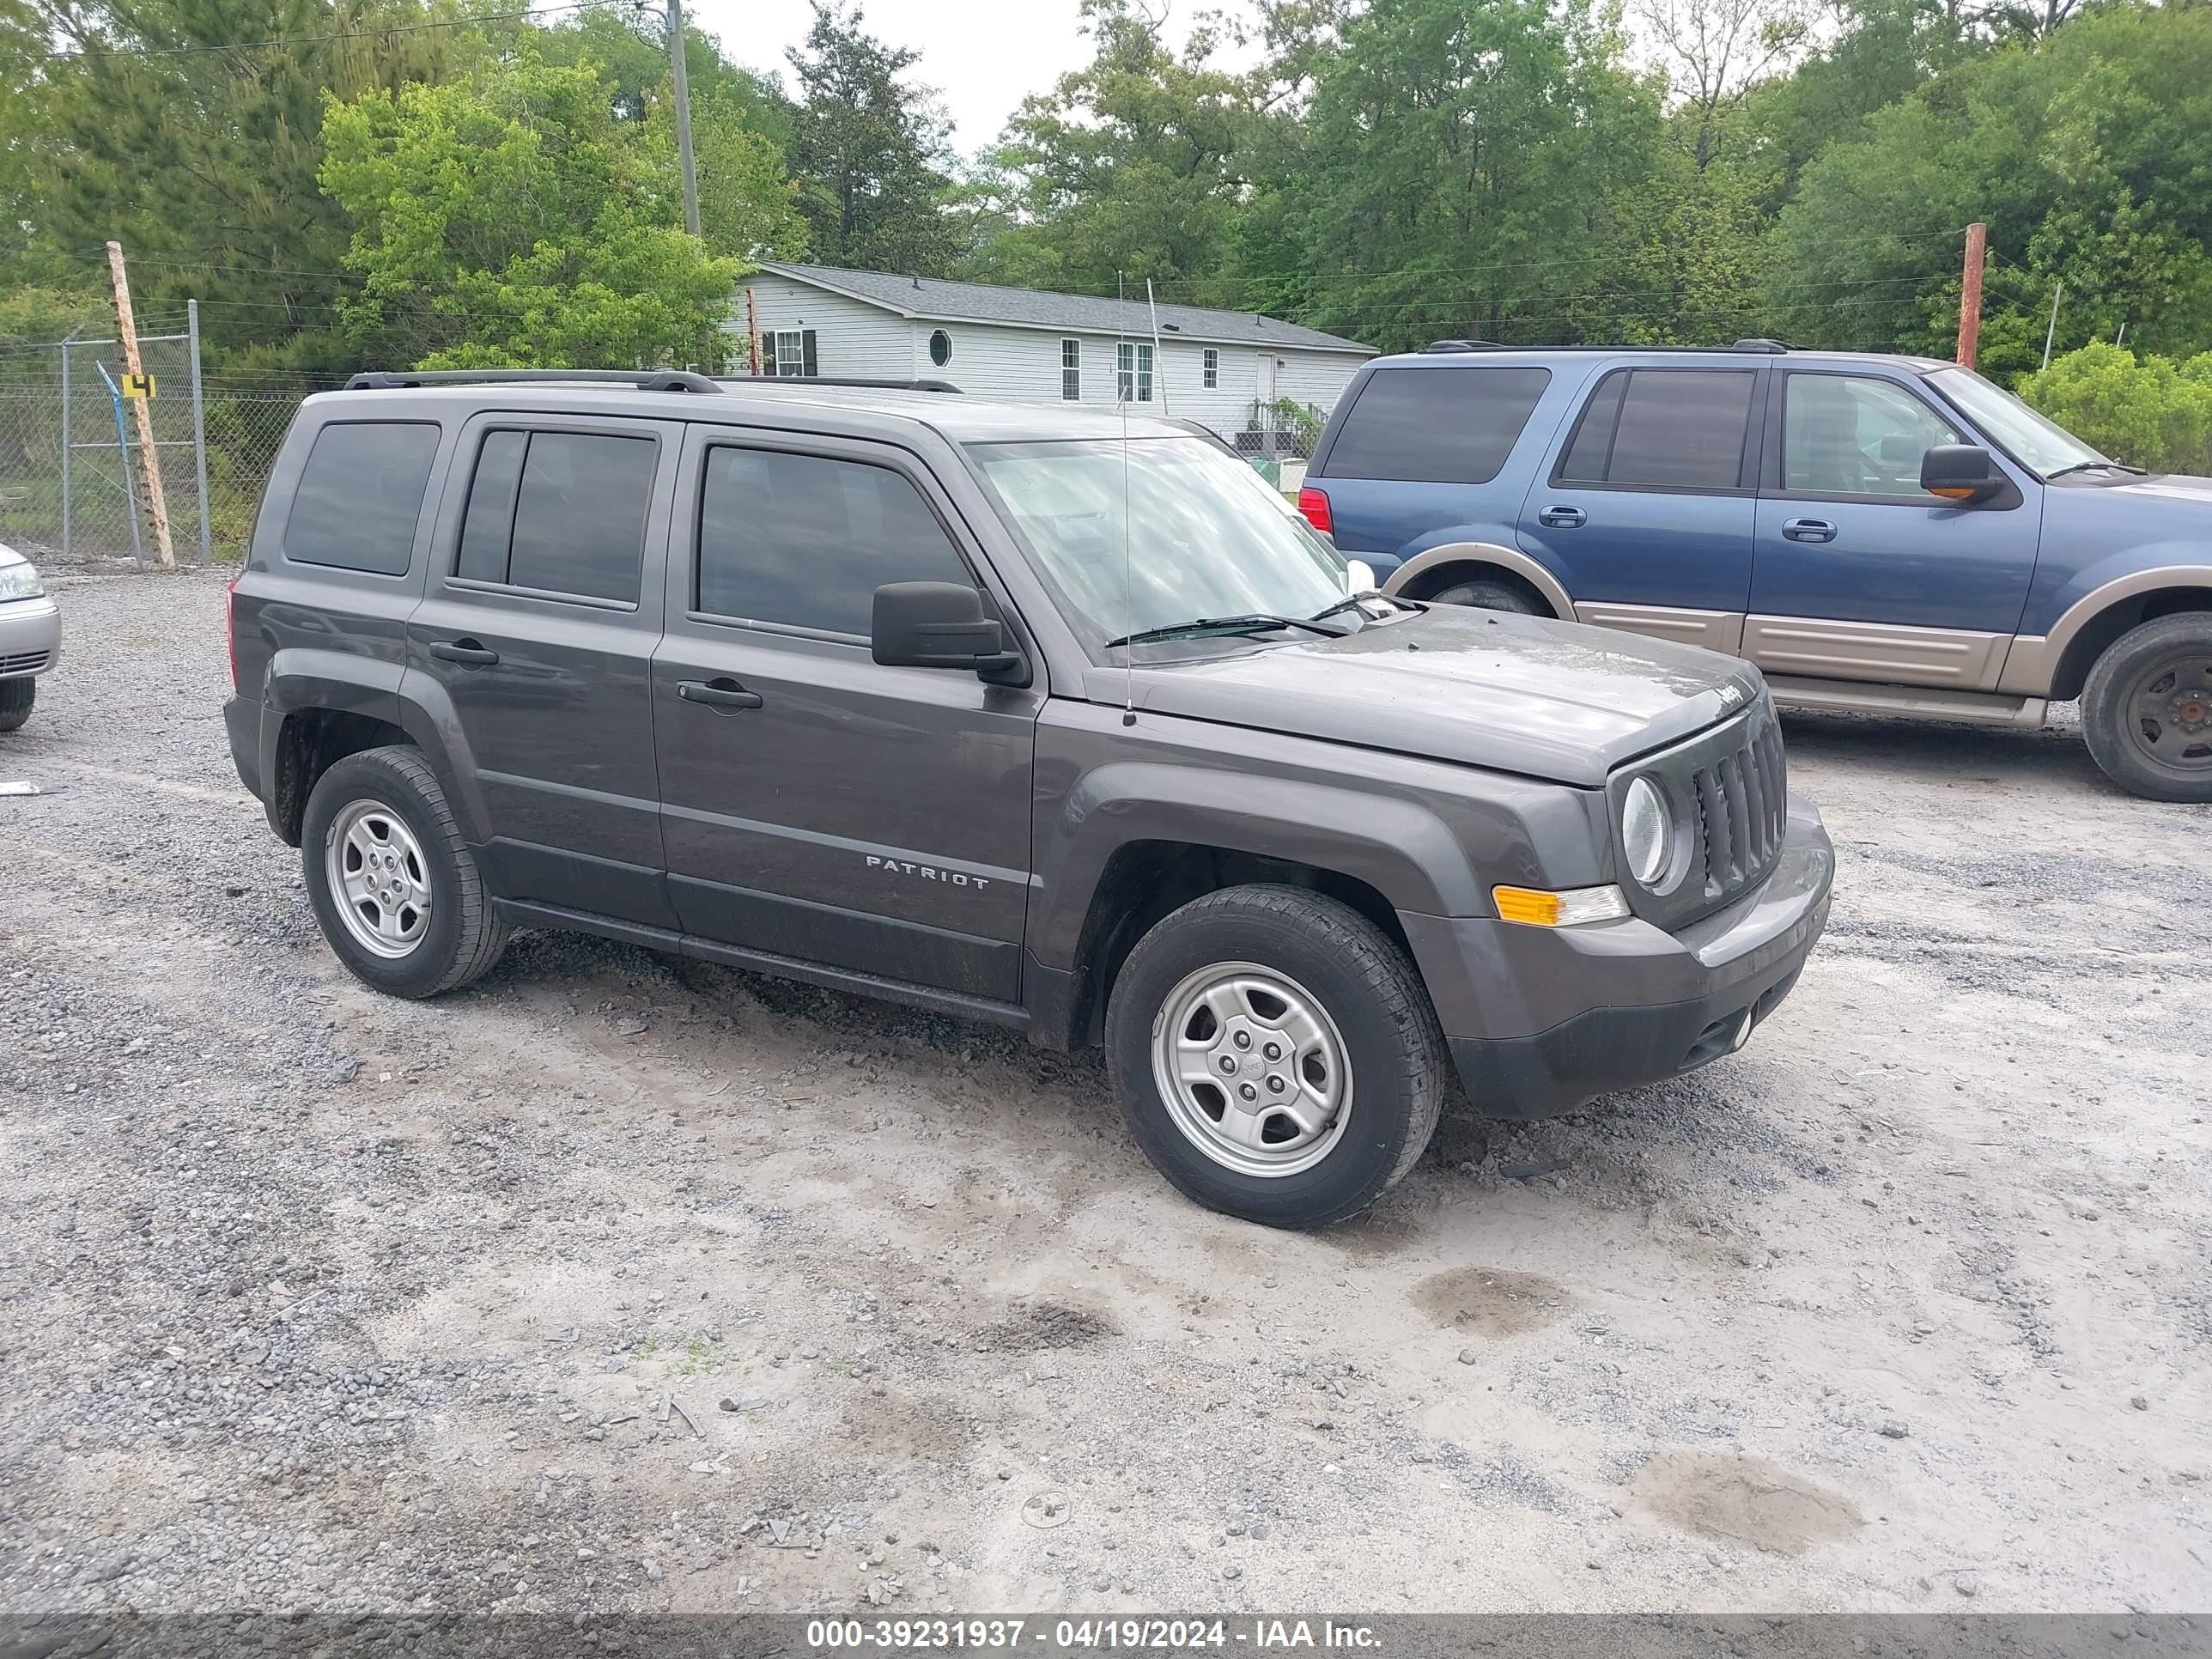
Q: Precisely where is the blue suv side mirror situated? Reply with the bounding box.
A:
[1921,444,2002,504]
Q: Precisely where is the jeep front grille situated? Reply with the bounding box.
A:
[1689,711,1787,904]
[1616,701,1790,931]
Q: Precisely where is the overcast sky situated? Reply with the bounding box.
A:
[681,0,1233,156]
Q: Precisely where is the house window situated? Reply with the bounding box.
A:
[767,328,814,378]
[1060,338,1080,401]
[928,328,953,368]
[1116,341,1154,403]
[1203,348,1219,389]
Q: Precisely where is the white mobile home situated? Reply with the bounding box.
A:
[736,263,1376,452]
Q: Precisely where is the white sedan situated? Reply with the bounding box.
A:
[0,542,60,732]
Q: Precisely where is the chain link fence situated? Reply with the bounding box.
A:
[1234,397,1324,492]
[0,308,307,569]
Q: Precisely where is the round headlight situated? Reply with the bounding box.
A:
[1622,776,1669,889]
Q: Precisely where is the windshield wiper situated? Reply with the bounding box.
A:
[1106,612,1352,649]
[2046,460,2149,479]
[1308,591,1413,623]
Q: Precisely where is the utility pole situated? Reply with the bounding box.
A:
[2041,279,2063,371]
[667,0,701,238]
[1955,222,1987,371]
[744,284,763,375]
[106,240,173,568]
[1146,278,1169,418]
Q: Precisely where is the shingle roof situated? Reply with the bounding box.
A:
[756,263,1375,356]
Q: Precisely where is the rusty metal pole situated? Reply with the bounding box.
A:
[745,284,763,375]
[1956,222,1988,371]
[106,240,174,568]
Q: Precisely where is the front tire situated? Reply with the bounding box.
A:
[301,746,509,998]
[1105,884,1448,1228]
[0,678,33,732]
[2081,613,2212,802]
[1427,574,1546,616]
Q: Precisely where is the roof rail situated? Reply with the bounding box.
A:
[726,374,963,394]
[346,368,723,393]
[1424,339,1501,353]
[1729,337,1794,354]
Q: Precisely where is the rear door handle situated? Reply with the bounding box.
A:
[1537,505,1586,529]
[429,639,499,667]
[678,678,764,712]
[1782,517,1837,544]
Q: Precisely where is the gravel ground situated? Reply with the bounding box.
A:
[2,567,2207,1618]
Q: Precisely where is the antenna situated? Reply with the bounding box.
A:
[1118,271,1135,727]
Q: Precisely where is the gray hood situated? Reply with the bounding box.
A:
[1081,606,1763,787]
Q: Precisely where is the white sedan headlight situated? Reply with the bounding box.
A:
[0,560,42,602]
[1622,775,1671,889]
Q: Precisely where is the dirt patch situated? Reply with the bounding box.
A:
[1409,1267,1568,1338]
[1630,1451,1865,1556]
[975,1301,1116,1352]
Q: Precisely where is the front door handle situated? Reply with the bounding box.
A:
[678,678,764,712]
[429,638,500,667]
[1782,517,1837,544]
[1537,505,1586,529]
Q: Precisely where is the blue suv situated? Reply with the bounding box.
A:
[1299,340,2212,801]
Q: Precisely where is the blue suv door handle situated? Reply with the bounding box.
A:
[1782,517,1837,544]
[1538,505,1586,529]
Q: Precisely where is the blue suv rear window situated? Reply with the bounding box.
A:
[1323,367,1550,484]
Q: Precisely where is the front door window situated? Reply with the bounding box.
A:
[1783,374,1961,498]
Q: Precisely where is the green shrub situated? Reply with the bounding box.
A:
[2016,343,2212,476]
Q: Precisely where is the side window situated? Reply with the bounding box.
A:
[765,328,817,378]
[695,447,975,639]
[455,430,525,584]
[1322,367,1552,484]
[452,429,657,605]
[282,422,439,575]
[1060,338,1081,401]
[1115,342,1155,403]
[1784,374,1962,497]
[1556,368,1754,490]
[1203,348,1219,389]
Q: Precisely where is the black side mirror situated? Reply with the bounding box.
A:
[872,581,1023,679]
[1921,444,2002,504]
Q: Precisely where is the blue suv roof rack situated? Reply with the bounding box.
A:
[1413,339,1799,356]
[344,369,967,395]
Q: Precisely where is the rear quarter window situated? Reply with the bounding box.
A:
[1322,367,1551,484]
[282,421,440,575]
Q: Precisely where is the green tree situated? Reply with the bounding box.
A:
[783,2,962,274]
[1261,0,1665,351]
[1770,4,2212,370]
[2018,343,2212,474]
[14,0,464,363]
[980,0,1261,299]
[318,55,743,369]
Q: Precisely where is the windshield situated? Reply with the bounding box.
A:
[1927,368,2112,477]
[967,436,1348,649]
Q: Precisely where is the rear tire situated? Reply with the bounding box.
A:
[2081,613,2212,802]
[0,678,33,732]
[1427,574,1547,616]
[1105,884,1447,1229]
[301,745,509,998]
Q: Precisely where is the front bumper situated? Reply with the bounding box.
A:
[0,594,61,677]
[1401,795,1834,1118]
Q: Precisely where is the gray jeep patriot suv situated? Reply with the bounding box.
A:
[224,369,1835,1228]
